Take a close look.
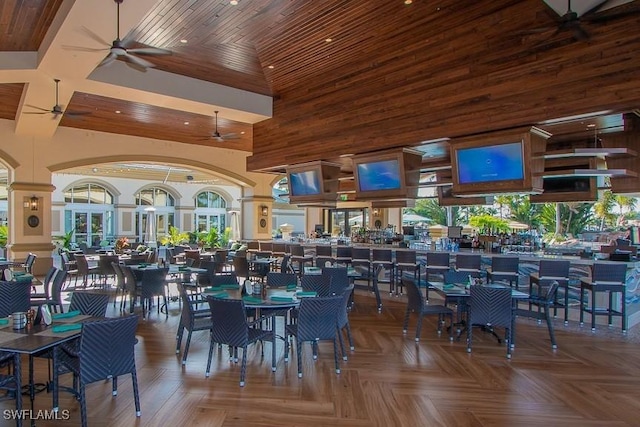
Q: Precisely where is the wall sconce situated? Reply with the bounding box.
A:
[260,205,269,216]
[29,195,39,211]
[372,208,380,217]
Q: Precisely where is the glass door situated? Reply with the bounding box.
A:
[328,208,367,237]
[74,212,88,245]
[90,213,104,246]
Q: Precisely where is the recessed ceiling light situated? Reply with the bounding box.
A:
[180,39,188,44]
[325,38,332,42]
[184,121,189,125]
[240,131,245,134]
[404,0,412,4]
[268,65,274,69]
[587,124,596,128]
[230,0,238,5]
[115,110,121,114]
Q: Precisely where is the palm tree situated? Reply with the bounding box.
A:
[614,195,637,227]
[594,190,616,230]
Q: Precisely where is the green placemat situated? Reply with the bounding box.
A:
[204,286,223,292]
[0,318,8,326]
[296,291,317,297]
[286,284,297,290]
[52,323,83,333]
[219,284,239,289]
[270,296,295,302]
[209,291,229,299]
[52,310,81,320]
[242,296,263,304]
[12,271,26,276]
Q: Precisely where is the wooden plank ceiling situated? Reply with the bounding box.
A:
[0,0,639,174]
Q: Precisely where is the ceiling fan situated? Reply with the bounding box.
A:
[70,0,171,71]
[201,111,240,142]
[525,0,640,42]
[24,79,90,119]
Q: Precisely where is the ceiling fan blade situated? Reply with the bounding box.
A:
[221,133,239,140]
[23,111,49,115]
[214,136,225,142]
[123,53,155,70]
[79,26,112,48]
[62,45,110,53]
[585,7,640,23]
[127,47,172,56]
[65,110,92,117]
[98,52,118,67]
[573,25,590,41]
[25,104,52,113]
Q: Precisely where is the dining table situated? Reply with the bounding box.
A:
[0,312,98,424]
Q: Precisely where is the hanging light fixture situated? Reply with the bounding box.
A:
[29,195,39,211]
[260,205,269,216]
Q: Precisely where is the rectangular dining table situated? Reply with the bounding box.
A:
[0,314,95,424]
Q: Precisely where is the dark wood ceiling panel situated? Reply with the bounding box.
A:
[0,0,63,51]
[0,83,24,120]
[60,92,253,152]
[247,0,640,171]
[125,0,276,96]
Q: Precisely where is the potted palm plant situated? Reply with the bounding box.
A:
[161,226,190,247]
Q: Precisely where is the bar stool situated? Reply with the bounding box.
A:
[372,248,395,296]
[351,247,371,289]
[315,245,334,267]
[425,252,450,281]
[335,246,352,266]
[290,245,313,276]
[486,256,519,288]
[529,260,570,323]
[580,262,627,333]
[454,254,482,280]
[395,249,419,296]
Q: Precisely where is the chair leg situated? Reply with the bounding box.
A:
[333,338,341,374]
[205,334,215,377]
[337,327,347,361]
[239,346,248,387]
[296,339,303,378]
[402,308,411,334]
[182,330,193,364]
[80,384,88,427]
[112,376,118,395]
[506,327,512,359]
[131,369,141,417]
[544,305,557,349]
[591,289,597,331]
[415,313,424,342]
[467,321,473,353]
[345,322,355,351]
[579,285,585,325]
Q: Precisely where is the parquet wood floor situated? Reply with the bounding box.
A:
[3,290,640,426]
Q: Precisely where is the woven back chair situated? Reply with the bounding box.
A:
[322,267,349,295]
[403,278,453,342]
[54,315,141,427]
[176,283,212,365]
[205,296,275,386]
[284,295,343,378]
[266,272,297,289]
[0,280,32,318]
[301,274,331,296]
[68,292,110,317]
[466,285,513,358]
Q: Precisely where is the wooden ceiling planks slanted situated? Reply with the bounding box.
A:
[59,93,253,152]
[247,0,640,171]
[126,0,275,96]
[0,83,24,120]
[0,0,63,51]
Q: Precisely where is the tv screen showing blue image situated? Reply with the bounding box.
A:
[289,170,322,196]
[456,142,524,184]
[357,159,402,192]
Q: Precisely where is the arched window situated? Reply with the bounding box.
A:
[63,183,115,246]
[194,191,227,233]
[135,187,176,243]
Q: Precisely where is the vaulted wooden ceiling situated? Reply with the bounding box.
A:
[0,0,639,176]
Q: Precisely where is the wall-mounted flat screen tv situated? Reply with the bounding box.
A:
[289,170,322,196]
[352,148,422,200]
[456,142,524,184]
[356,159,402,192]
[286,161,341,205]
